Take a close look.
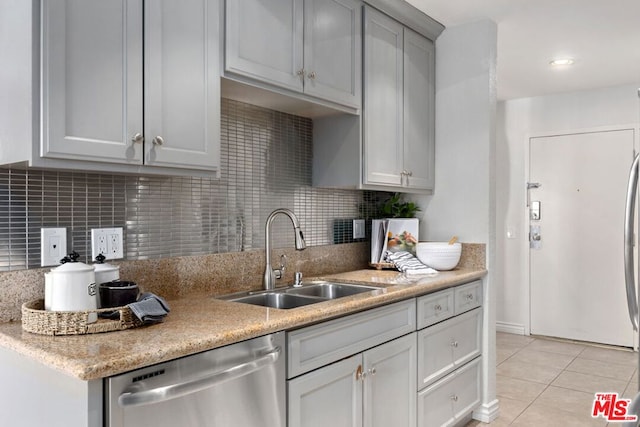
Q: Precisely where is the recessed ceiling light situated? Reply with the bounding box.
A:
[549,58,575,66]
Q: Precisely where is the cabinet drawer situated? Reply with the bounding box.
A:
[417,288,454,329]
[454,280,482,315]
[287,299,416,378]
[417,357,481,427]
[418,308,482,388]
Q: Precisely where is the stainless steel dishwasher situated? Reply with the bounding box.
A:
[105,332,285,427]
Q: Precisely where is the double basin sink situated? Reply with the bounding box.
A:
[219,281,384,309]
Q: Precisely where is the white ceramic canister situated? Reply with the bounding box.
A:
[46,252,98,323]
[92,254,120,308]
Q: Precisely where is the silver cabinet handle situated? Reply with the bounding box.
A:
[355,365,365,381]
[466,294,474,301]
[118,346,281,407]
[434,304,442,311]
[450,395,459,402]
[131,133,144,144]
[450,340,458,348]
[152,136,164,146]
[624,152,640,331]
[307,71,316,80]
[368,367,376,376]
[407,171,413,177]
[296,69,305,77]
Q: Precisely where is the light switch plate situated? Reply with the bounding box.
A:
[41,227,67,267]
[91,227,124,260]
[353,219,365,239]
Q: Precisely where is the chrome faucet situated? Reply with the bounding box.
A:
[263,208,306,290]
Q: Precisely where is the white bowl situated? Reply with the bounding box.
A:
[416,242,462,271]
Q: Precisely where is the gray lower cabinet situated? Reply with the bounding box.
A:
[2,0,221,175]
[287,299,417,427]
[225,0,362,109]
[288,333,417,427]
[416,282,483,427]
[417,357,481,427]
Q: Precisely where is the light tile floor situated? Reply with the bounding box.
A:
[467,332,638,426]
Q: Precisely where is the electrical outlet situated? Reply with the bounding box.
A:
[41,227,67,267]
[353,219,365,239]
[91,227,124,260]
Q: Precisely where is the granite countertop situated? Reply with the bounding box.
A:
[0,268,486,381]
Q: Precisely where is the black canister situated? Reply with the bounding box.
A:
[99,281,139,308]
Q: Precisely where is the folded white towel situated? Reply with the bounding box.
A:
[385,251,438,276]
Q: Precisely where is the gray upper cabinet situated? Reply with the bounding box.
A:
[143,0,220,170]
[41,0,144,165]
[402,27,435,191]
[313,6,435,193]
[2,0,220,176]
[363,6,435,191]
[225,0,362,109]
[363,6,404,187]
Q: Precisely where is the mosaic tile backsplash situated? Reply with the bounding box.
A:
[0,98,385,271]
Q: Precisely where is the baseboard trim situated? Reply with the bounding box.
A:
[473,399,500,423]
[496,321,525,335]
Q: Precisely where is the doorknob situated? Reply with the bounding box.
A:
[530,225,542,249]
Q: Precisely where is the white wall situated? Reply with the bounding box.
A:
[496,83,639,333]
[411,19,499,422]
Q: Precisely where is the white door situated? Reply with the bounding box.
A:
[529,129,636,347]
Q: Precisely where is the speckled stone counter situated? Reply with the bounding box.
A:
[0,267,486,381]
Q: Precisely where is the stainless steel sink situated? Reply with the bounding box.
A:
[227,292,325,309]
[285,282,381,299]
[219,281,383,309]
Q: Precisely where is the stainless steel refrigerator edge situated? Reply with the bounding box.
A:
[622,90,640,426]
[105,332,286,427]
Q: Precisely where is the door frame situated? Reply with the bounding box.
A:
[523,124,640,348]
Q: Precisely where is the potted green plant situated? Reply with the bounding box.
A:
[378,193,421,218]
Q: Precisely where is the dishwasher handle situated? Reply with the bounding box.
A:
[624,152,640,331]
[118,346,281,408]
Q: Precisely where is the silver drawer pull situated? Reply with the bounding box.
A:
[450,340,458,348]
[307,71,316,80]
[434,304,442,311]
[466,293,474,301]
[152,136,164,146]
[450,395,459,402]
[131,133,144,144]
[368,367,376,376]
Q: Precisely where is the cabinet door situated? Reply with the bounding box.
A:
[225,0,304,92]
[303,0,361,108]
[417,357,481,427]
[363,6,403,186]
[403,28,435,191]
[288,355,362,427]
[364,333,416,427]
[42,0,143,164]
[417,308,482,388]
[144,0,220,170]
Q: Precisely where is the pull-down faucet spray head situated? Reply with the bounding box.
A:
[264,208,306,290]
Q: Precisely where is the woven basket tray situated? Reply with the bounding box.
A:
[22,299,143,336]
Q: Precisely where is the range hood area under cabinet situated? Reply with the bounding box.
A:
[1,0,220,177]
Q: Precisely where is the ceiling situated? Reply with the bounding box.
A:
[406,0,640,100]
